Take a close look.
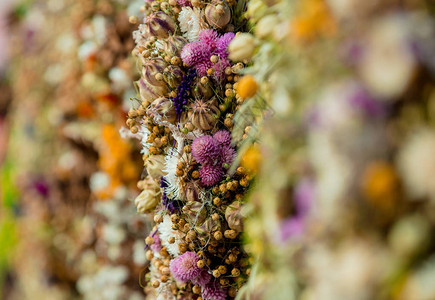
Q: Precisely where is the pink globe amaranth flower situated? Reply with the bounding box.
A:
[196,61,213,77]
[191,136,220,165]
[177,0,192,7]
[181,29,232,79]
[192,269,212,286]
[169,251,201,282]
[211,58,230,81]
[181,42,208,66]
[220,146,236,166]
[150,234,162,252]
[213,130,232,147]
[198,29,218,51]
[216,32,235,58]
[199,164,224,186]
[202,281,227,300]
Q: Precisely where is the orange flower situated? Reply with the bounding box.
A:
[362,161,398,205]
[236,75,258,99]
[241,145,262,174]
[290,0,336,43]
[96,124,140,199]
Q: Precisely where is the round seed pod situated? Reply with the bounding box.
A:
[143,12,176,38]
[182,201,207,225]
[196,217,221,239]
[192,77,214,100]
[149,97,177,123]
[163,36,188,57]
[225,201,244,233]
[163,65,184,88]
[138,58,169,102]
[205,0,231,29]
[188,98,220,131]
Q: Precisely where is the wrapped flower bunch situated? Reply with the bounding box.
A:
[128,0,256,299]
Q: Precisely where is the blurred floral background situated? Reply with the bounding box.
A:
[1,0,435,299]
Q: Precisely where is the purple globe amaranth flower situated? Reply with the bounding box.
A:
[198,29,218,51]
[202,281,227,300]
[181,42,208,66]
[280,217,305,242]
[199,164,224,186]
[196,60,214,78]
[213,130,232,147]
[216,32,235,58]
[191,135,220,165]
[177,0,192,7]
[212,59,231,81]
[220,146,236,166]
[181,29,234,80]
[169,251,201,282]
[192,269,212,286]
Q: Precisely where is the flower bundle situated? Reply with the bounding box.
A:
[128,0,256,298]
[227,0,435,299]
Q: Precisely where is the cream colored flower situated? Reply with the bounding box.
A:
[178,7,209,42]
[134,177,161,213]
[228,33,256,61]
[145,155,167,181]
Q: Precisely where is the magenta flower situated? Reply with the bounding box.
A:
[220,146,236,166]
[177,0,192,7]
[216,32,235,57]
[180,42,208,66]
[213,130,232,147]
[198,29,218,51]
[191,132,236,186]
[192,269,212,286]
[202,281,227,300]
[181,29,235,80]
[199,165,224,186]
[192,135,220,165]
[169,251,201,282]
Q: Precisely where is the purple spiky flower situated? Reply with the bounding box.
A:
[191,135,220,165]
[181,29,235,80]
[199,164,224,186]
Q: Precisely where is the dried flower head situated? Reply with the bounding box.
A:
[169,251,201,282]
[178,7,209,42]
[199,164,224,186]
[188,99,220,131]
[192,135,220,165]
[202,281,227,300]
[213,130,232,147]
